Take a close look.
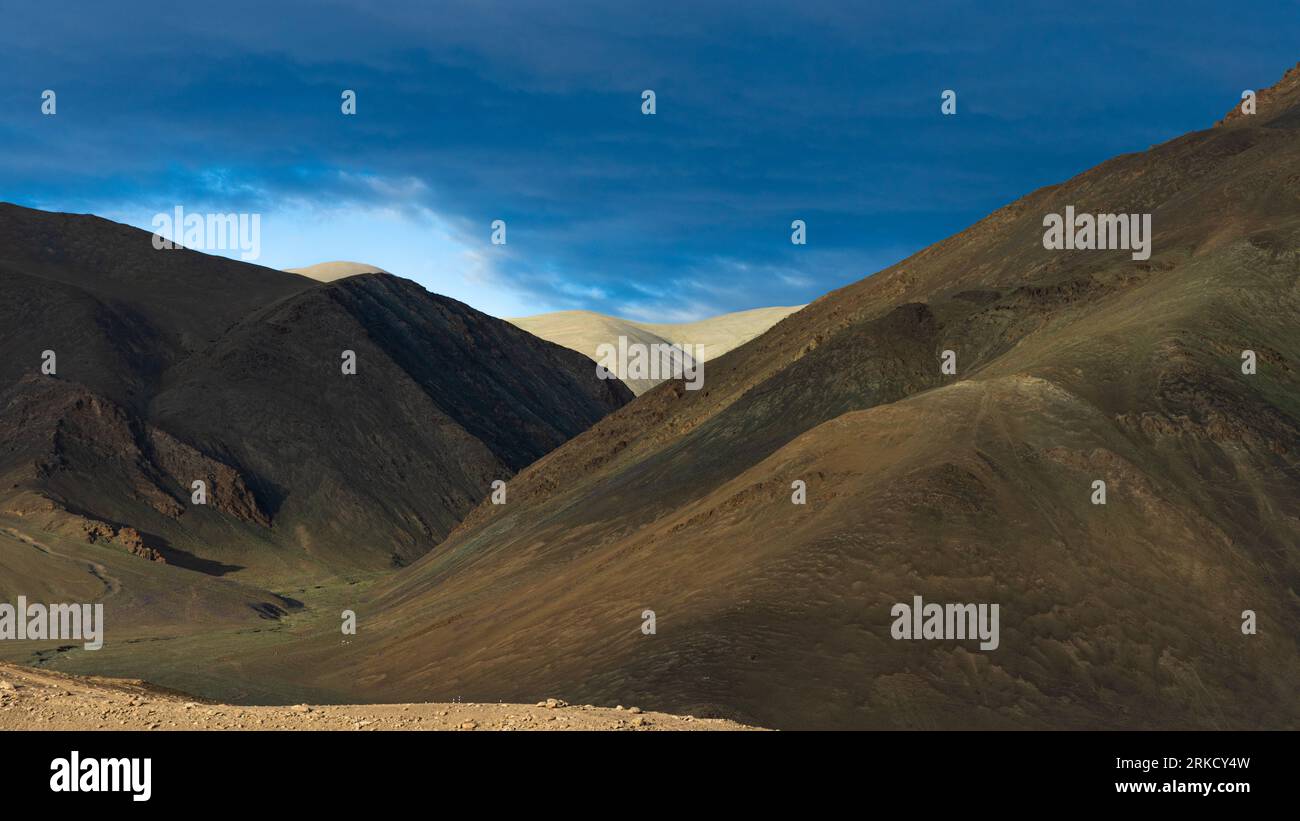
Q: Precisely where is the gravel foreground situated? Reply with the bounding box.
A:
[0,662,759,731]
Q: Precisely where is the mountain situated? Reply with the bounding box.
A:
[0,205,313,412]
[510,306,802,394]
[148,273,633,569]
[285,261,390,282]
[0,205,632,605]
[304,65,1300,729]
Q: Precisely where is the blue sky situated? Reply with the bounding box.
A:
[1,1,1295,319]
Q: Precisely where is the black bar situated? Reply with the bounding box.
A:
[1,730,1288,809]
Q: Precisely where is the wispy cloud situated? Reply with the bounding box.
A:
[2,1,1296,319]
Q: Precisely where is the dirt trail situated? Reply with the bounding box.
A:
[0,662,759,731]
[2,526,122,596]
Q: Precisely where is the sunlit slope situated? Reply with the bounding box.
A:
[285,261,390,282]
[305,67,1300,729]
[510,306,802,394]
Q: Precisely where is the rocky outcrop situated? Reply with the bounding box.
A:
[0,375,272,548]
[78,518,165,563]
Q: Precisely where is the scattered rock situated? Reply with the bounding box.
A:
[0,663,760,730]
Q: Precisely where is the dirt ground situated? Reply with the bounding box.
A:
[0,662,759,731]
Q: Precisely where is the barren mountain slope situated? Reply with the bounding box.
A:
[150,273,633,569]
[509,311,683,394]
[0,207,632,652]
[637,305,806,359]
[299,66,1300,729]
[0,206,313,412]
[510,306,802,394]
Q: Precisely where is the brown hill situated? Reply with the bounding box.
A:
[0,205,311,413]
[304,66,1300,729]
[149,273,633,568]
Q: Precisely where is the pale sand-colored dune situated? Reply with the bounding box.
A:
[285,261,390,282]
[0,663,758,731]
[638,306,808,358]
[511,305,803,394]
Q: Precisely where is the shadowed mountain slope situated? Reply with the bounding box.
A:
[305,65,1300,729]
[0,207,632,589]
[150,273,633,566]
[0,205,312,411]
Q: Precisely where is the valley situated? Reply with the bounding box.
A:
[1,64,1298,731]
